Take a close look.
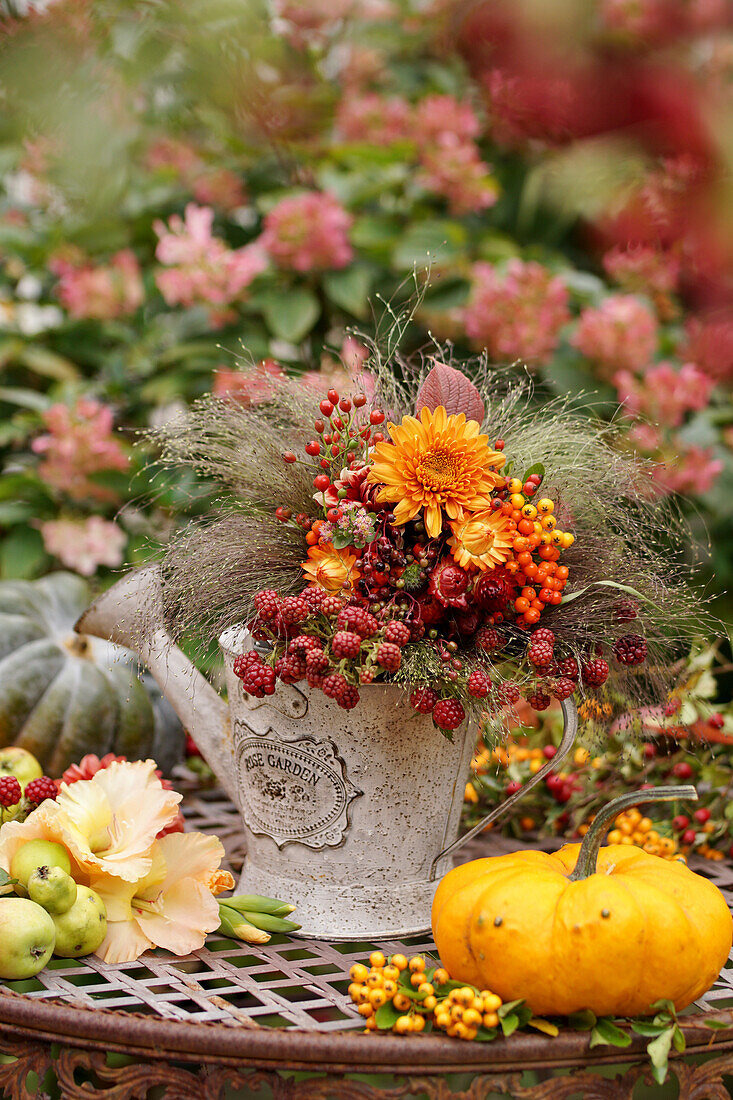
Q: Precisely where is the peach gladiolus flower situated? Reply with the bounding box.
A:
[86,832,225,963]
[0,761,181,884]
[302,542,361,592]
[367,406,506,538]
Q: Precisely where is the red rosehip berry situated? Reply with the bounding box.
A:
[371,432,385,443]
[339,398,352,412]
[682,829,697,845]
[709,712,725,730]
[353,393,367,408]
[319,400,334,417]
[543,744,557,759]
[693,807,711,824]
[282,451,297,463]
[327,388,339,404]
[672,815,690,831]
[369,410,385,425]
[313,474,331,491]
[672,761,693,779]
[305,441,321,456]
[505,780,522,796]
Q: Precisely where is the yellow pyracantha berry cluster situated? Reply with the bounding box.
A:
[600,808,681,860]
[348,952,503,1039]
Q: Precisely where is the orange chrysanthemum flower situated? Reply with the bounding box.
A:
[302,542,361,592]
[448,510,515,571]
[367,406,506,538]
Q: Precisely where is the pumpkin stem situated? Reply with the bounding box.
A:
[568,785,698,881]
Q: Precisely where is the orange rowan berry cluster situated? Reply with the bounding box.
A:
[496,480,574,628]
[432,984,503,1040]
[348,952,503,1040]
[605,807,679,859]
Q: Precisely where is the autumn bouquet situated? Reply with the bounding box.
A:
[150,348,705,739]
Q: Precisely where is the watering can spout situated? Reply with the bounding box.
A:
[75,567,236,800]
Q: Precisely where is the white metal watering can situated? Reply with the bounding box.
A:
[76,567,577,940]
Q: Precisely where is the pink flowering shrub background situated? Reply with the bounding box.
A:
[0,0,729,596]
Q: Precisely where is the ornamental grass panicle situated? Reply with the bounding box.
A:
[258,191,353,272]
[463,260,570,365]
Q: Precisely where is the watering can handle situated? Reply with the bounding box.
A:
[430,698,579,879]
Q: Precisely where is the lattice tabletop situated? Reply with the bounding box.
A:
[2,780,733,1094]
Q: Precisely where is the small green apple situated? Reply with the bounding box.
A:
[28,866,78,915]
[0,897,55,979]
[0,748,43,789]
[10,840,72,892]
[52,886,107,958]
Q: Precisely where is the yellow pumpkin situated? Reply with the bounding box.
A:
[432,786,732,1017]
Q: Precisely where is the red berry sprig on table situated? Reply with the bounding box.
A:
[24,776,58,807]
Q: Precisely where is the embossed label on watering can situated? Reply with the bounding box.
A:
[234,725,361,849]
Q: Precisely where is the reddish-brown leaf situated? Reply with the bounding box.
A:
[415,362,485,424]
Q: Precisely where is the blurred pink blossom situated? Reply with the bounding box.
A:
[40,516,127,576]
[417,134,498,214]
[154,204,266,310]
[652,444,723,495]
[603,245,680,320]
[31,398,128,502]
[336,93,412,145]
[212,360,286,405]
[682,314,733,383]
[145,136,201,177]
[191,169,247,211]
[571,295,658,375]
[463,259,570,365]
[50,250,143,321]
[414,95,482,146]
[340,336,370,373]
[615,361,715,427]
[259,192,353,272]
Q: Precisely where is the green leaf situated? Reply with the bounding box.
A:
[374,1001,401,1029]
[499,1012,520,1038]
[589,1019,632,1049]
[473,1025,499,1042]
[497,999,526,1018]
[0,386,53,412]
[0,526,48,579]
[703,1019,729,1030]
[323,264,373,318]
[630,1021,667,1037]
[647,1026,675,1085]
[523,463,545,480]
[568,1009,597,1031]
[17,345,79,381]
[672,1025,686,1054]
[258,288,321,343]
[561,580,660,611]
[0,868,17,889]
[391,219,467,270]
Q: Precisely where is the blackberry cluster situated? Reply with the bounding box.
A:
[233,651,277,697]
[613,634,648,666]
[24,776,58,806]
[433,698,466,731]
[0,775,22,808]
[582,657,610,687]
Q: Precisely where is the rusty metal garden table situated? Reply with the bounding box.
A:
[2,784,733,1100]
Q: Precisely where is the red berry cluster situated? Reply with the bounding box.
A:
[24,776,58,806]
[613,634,648,666]
[233,651,277,697]
[0,775,22,808]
